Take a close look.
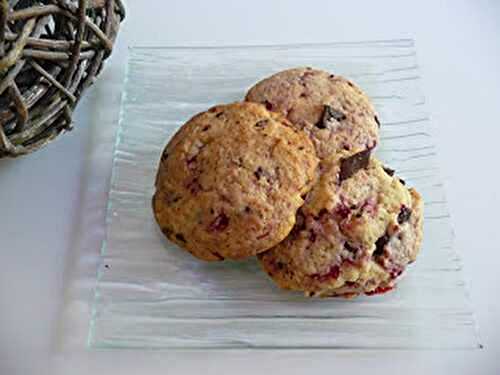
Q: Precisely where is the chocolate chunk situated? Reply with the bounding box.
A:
[374,115,381,128]
[344,242,358,254]
[397,205,412,224]
[215,112,224,118]
[390,268,404,279]
[232,157,244,168]
[175,233,187,243]
[255,119,268,128]
[316,208,330,219]
[264,100,273,110]
[374,233,390,257]
[210,251,225,260]
[165,194,181,205]
[244,206,251,213]
[326,105,346,121]
[383,166,395,176]
[315,121,327,130]
[329,74,335,78]
[253,167,274,184]
[202,125,211,131]
[254,167,264,180]
[316,105,346,129]
[160,226,173,237]
[276,261,285,270]
[339,148,371,182]
[399,178,406,186]
[209,213,229,232]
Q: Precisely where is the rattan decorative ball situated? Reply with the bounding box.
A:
[0,0,125,158]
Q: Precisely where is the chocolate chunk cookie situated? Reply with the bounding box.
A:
[153,102,319,261]
[245,67,380,159]
[258,152,423,297]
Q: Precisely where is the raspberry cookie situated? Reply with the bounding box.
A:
[258,151,423,297]
[245,67,380,159]
[153,102,319,261]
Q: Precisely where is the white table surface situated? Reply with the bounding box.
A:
[1,1,500,374]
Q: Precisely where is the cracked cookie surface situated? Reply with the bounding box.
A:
[245,67,380,159]
[258,152,423,297]
[153,102,319,261]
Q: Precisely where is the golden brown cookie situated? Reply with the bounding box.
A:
[153,102,319,261]
[258,152,423,297]
[245,67,380,159]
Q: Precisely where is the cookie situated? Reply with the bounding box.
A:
[153,102,319,261]
[245,67,380,159]
[258,151,423,297]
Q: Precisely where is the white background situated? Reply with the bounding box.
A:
[1,1,500,374]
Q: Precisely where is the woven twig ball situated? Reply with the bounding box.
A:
[0,0,125,158]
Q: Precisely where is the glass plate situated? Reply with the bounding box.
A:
[88,40,480,349]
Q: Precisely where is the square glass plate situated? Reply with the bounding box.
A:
[89,40,480,349]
